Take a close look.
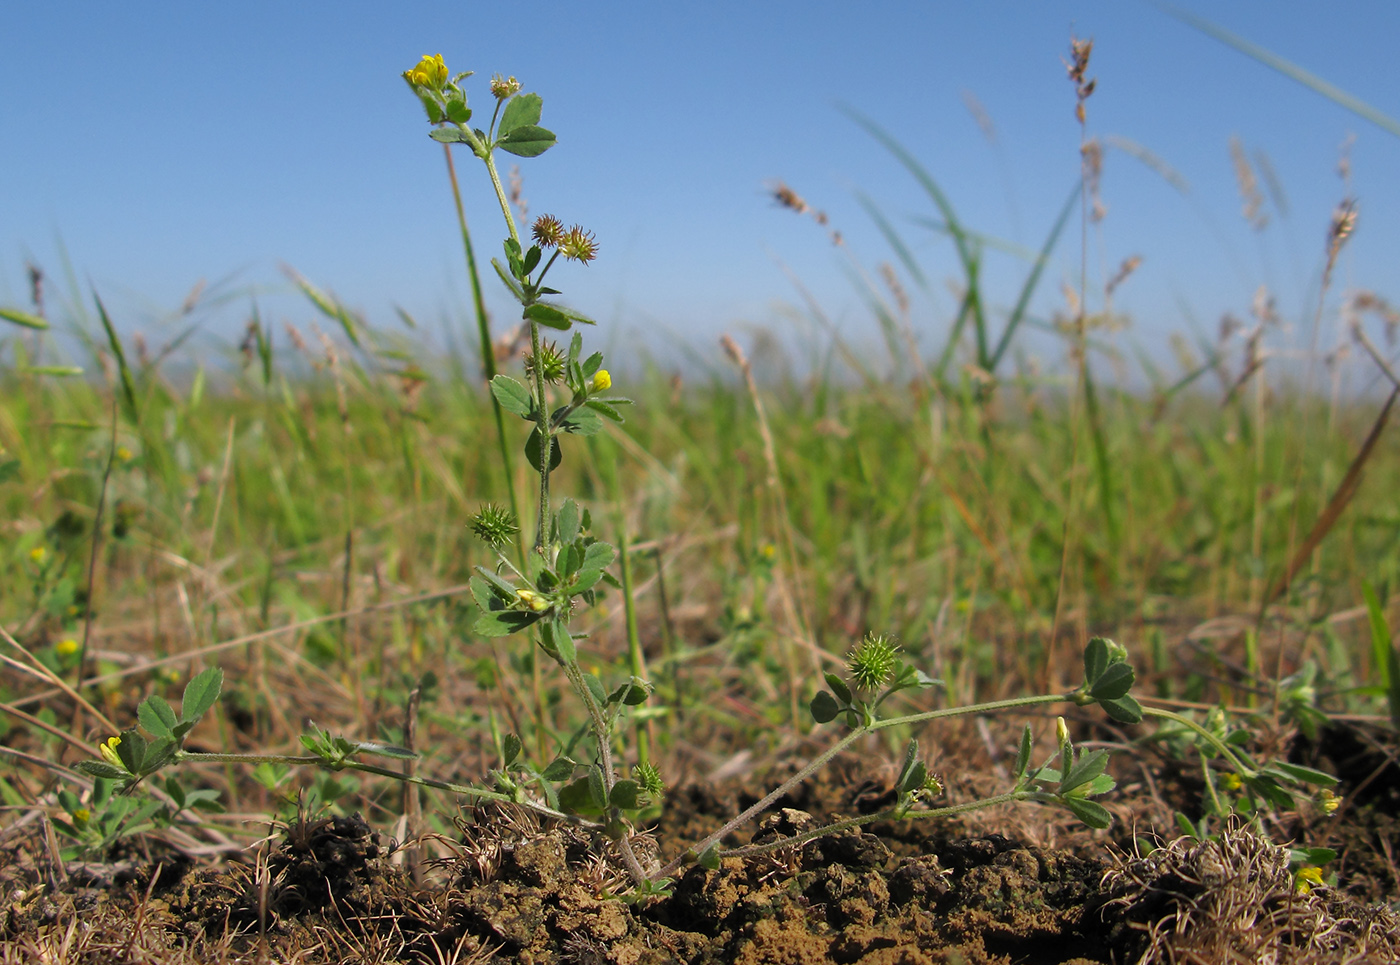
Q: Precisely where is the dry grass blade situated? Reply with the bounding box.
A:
[1266,385,1399,606]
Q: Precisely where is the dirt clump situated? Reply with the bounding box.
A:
[2,783,1399,963]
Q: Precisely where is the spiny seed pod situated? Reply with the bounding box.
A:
[532,215,564,248]
[524,341,567,384]
[635,762,665,797]
[559,225,599,264]
[469,503,519,547]
[847,633,899,691]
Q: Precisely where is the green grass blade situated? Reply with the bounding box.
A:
[933,287,977,383]
[853,192,927,289]
[94,292,139,421]
[910,216,1041,262]
[1081,361,1119,546]
[0,307,48,330]
[1159,4,1400,139]
[840,107,971,265]
[283,265,363,348]
[988,182,1081,371]
[1361,581,1400,728]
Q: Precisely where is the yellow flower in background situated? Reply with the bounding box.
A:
[591,369,611,393]
[1318,789,1340,815]
[1220,772,1243,792]
[1295,866,1324,893]
[99,736,123,769]
[71,807,90,827]
[28,546,47,564]
[404,54,448,90]
[55,638,79,657]
[115,445,133,462]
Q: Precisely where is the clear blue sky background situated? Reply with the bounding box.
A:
[2,1,1397,376]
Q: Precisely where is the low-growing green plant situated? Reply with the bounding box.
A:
[69,53,1155,898]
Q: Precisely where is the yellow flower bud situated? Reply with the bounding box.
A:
[1219,772,1242,792]
[1318,789,1340,815]
[99,736,124,769]
[591,369,611,393]
[55,638,79,657]
[1295,866,1324,893]
[71,808,91,827]
[29,546,47,564]
[516,589,548,612]
[404,54,449,90]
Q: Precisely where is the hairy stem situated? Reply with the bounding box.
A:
[442,144,523,561]
[720,791,1029,862]
[658,690,1073,880]
[175,751,591,826]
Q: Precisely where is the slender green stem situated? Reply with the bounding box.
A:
[558,656,652,887]
[1140,706,1254,776]
[720,791,1029,862]
[559,660,615,789]
[441,144,523,561]
[617,532,649,767]
[174,750,590,825]
[474,138,521,248]
[658,690,1073,880]
[528,319,553,551]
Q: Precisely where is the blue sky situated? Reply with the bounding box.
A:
[2,1,1397,375]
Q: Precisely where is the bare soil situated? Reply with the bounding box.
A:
[3,722,1399,964]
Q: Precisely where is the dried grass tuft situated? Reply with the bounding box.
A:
[1102,822,1400,964]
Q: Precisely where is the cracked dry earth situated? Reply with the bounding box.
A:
[5,743,1400,965]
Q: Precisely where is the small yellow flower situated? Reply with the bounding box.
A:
[54,638,79,657]
[99,736,124,769]
[591,369,611,393]
[760,542,776,560]
[29,546,47,564]
[115,445,133,462]
[1295,866,1324,893]
[1318,789,1341,815]
[516,588,549,612]
[403,53,449,90]
[1219,772,1243,792]
[71,807,91,827]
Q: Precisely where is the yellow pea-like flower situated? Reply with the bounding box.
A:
[99,736,124,769]
[591,369,611,393]
[517,589,548,612]
[404,54,448,90]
